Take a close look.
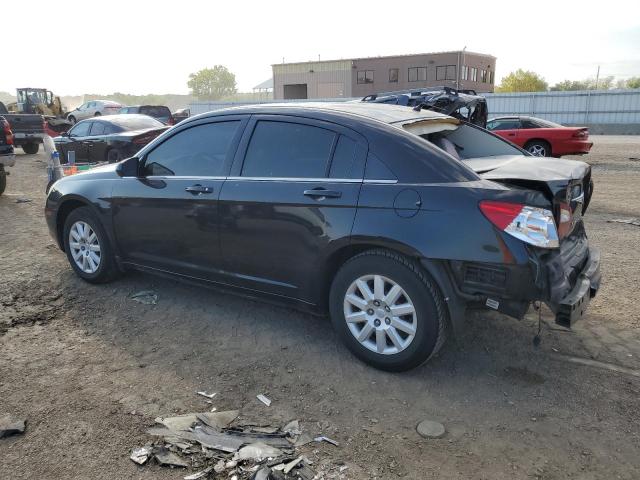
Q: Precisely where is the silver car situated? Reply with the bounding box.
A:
[66,100,122,124]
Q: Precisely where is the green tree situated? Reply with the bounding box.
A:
[551,75,614,91]
[187,66,237,100]
[621,76,640,89]
[496,69,548,93]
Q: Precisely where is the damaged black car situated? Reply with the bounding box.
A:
[44,103,600,371]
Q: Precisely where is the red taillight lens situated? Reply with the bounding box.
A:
[479,201,523,230]
[573,129,588,138]
[2,120,13,145]
[479,200,559,249]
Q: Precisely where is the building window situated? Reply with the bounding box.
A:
[436,65,457,81]
[480,69,487,83]
[461,65,468,81]
[408,67,427,82]
[389,68,399,83]
[488,71,493,84]
[357,70,374,84]
[470,67,477,82]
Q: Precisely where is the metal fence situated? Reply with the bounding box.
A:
[482,89,640,125]
[190,89,640,128]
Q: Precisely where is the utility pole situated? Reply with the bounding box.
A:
[457,46,467,90]
[594,65,600,90]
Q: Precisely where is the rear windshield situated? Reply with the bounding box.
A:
[140,106,171,118]
[414,123,524,160]
[531,117,563,128]
[109,116,164,130]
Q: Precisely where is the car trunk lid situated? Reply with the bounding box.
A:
[465,155,593,239]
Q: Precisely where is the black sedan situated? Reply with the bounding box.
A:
[45,103,600,371]
[54,114,169,164]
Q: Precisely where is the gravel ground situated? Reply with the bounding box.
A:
[1,136,640,479]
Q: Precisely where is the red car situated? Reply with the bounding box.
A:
[486,116,593,157]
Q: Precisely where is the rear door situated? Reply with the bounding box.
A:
[111,116,247,280]
[218,115,367,302]
[87,121,109,162]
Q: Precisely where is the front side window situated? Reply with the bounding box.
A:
[69,121,91,137]
[143,121,240,177]
[408,67,427,82]
[389,68,399,83]
[242,121,335,178]
[357,70,374,84]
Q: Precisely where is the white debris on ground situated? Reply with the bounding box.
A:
[129,408,350,479]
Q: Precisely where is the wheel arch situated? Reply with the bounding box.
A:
[55,196,96,252]
[321,239,466,334]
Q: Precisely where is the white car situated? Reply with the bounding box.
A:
[66,100,122,124]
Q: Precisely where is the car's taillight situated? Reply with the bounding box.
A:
[2,120,13,145]
[573,129,588,138]
[479,200,559,249]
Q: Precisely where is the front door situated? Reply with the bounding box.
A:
[57,121,92,163]
[218,115,367,303]
[112,117,247,280]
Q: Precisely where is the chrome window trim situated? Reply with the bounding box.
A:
[142,175,398,184]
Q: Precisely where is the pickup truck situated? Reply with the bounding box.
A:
[0,101,45,154]
[0,116,16,195]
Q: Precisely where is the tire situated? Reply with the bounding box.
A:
[329,249,448,371]
[68,115,76,125]
[22,142,39,154]
[0,166,6,196]
[63,206,119,283]
[106,148,122,163]
[525,140,551,157]
[94,112,101,117]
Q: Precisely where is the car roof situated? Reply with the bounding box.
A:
[191,102,453,127]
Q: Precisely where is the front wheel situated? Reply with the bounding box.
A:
[63,206,119,283]
[329,250,448,371]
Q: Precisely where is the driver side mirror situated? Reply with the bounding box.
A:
[115,156,140,177]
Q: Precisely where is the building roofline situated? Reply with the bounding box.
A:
[272,50,496,67]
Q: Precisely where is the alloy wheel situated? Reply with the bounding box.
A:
[528,144,546,156]
[343,274,417,355]
[69,221,101,274]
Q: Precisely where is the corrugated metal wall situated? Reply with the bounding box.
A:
[483,89,640,125]
[190,89,640,126]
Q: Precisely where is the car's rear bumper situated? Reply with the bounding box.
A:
[549,247,600,327]
[0,153,16,167]
[554,139,593,156]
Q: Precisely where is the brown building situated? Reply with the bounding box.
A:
[272,51,496,100]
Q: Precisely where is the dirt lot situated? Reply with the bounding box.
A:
[1,136,640,479]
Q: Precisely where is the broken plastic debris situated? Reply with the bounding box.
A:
[256,394,271,406]
[130,290,158,305]
[314,435,339,446]
[283,456,304,474]
[197,391,217,399]
[184,467,212,480]
[130,446,151,465]
[283,419,301,436]
[234,442,283,461]
[154,447,189,467]
[251,467,272,480]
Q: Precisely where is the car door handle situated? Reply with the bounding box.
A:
[185,184,213,194]
[303,188,342,199]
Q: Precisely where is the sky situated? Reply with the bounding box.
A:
[2,0,639,96]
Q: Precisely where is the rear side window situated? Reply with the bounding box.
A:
[487,119,520,131]
[242,121,335,178]
[140,106,171,118]
[329,135,362,179]
[143,121,240,177]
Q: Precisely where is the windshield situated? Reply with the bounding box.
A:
[109,115,164,130]
[409,123,524,160]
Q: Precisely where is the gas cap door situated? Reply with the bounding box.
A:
[393,189,422,218]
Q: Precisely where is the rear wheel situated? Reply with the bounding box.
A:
[63,206,119,283]
[22,142,39,154]
[329,249,448,371]
[525,140,551,157]
[94,112,101,117]
[0,166,6,196]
